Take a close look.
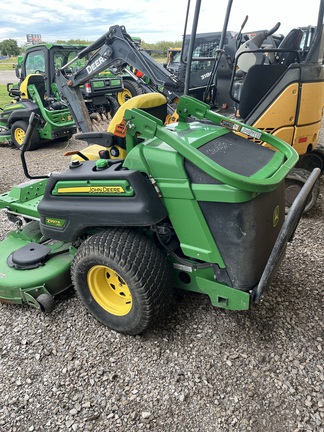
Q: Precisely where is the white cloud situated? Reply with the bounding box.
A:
[0,0,321,45]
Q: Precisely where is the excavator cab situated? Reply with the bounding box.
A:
[189,0,324,213]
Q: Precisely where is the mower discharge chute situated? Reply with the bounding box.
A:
[0,94,320,335]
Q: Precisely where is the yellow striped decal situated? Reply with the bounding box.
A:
[57,186,125,194]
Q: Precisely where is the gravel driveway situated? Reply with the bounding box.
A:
[0,70,17,85]
[0,136,323,432]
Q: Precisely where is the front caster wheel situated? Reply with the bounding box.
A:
[71,228,173,335]
[37,294,55,313]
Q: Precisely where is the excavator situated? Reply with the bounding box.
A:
[52,0,324,212]
[174,0,324,213]
[54,25,183,132]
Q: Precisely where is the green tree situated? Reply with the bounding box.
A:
[141,40,182,57]
[0,39,20,56]
[56,39,93,45]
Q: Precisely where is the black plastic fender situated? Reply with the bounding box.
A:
[38,161,167,242]
[8,101,41,126]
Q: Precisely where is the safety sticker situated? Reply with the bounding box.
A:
[220,119,240,131]
[240,126,262,140]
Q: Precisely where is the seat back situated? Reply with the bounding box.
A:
[276,28,304,66]
[108,92,168,133]
[19,74,46,101]
[239,64,286,119]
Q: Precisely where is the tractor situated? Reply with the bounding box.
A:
[0,93,320,335]
[0,43,123,150]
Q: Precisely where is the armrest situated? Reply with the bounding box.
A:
[74,131,114,147]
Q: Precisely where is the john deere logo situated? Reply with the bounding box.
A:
[273,206,280,227]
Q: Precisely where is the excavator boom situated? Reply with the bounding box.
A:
[55,25,182,132]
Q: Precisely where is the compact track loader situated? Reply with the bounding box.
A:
[0,94,320,335]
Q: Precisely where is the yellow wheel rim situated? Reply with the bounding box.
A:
[14,128,26,146]
[117,89,132,105]
[88,265,132,316]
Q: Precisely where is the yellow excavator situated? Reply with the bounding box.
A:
[52,0,324,211]
[179,0,324,212]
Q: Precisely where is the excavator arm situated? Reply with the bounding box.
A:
[55,25,183,132]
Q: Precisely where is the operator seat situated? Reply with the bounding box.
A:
[73,92,168,161]
[275,28,304,66]
[19,74,46,102]
[238,28,304,119]
[238,63,286,119]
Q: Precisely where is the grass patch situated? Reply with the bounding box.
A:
[0,58,17,106]
[0,84,12,107]
[0,57,18,70]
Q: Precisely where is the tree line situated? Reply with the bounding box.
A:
[0,38,182,58]
[56,38,183,56]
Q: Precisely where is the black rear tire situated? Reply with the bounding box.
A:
[71,228,173,335]
[285,167,320,214]
[117,80,144,105]
[11,120,40,151]
[106,96,120,118]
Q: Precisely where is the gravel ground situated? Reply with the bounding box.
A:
[0,136,323,432]
[0,70,16,85]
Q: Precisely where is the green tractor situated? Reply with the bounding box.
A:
[0,73,77,150]
[0,43,123,150]
[0,93,320,335]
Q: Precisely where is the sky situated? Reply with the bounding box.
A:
[0,0,322,46]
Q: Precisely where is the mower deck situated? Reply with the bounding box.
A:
[0,221,75,308]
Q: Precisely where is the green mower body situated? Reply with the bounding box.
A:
[0,78,76,150]
[0,96,319,334]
